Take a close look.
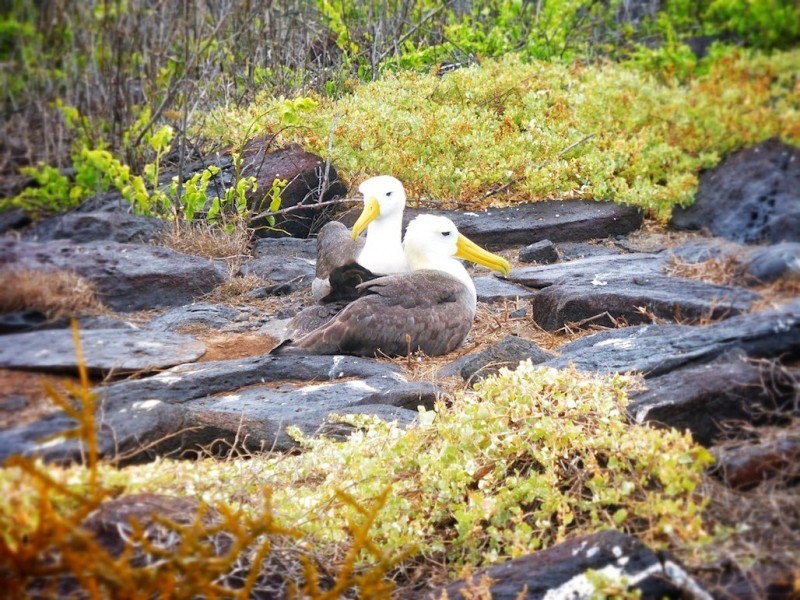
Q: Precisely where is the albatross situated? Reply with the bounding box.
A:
[311,175,408,302]
[272,214,510,357]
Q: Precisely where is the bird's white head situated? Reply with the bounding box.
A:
[351,175,407,240]
[403,215,510,281]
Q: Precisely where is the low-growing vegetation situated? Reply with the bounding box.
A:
[207,48,799,219]
[0,358,715,595]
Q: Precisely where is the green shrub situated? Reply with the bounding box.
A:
[202,49,799,219]
[80,362,715,575]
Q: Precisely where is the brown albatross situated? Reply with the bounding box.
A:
[272,214,510,357]
[311,175,408,302]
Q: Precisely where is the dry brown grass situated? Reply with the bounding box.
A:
[0,269,107,318]
[697,468,800,583]
[664,255,746,287]
[666,254,800,314]
[203,274,270,305]
[176,327,278,362]
[750,277,800,313]
[156,220,252,268]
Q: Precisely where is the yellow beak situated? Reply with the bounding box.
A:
[351,197,381,240]
[455,234,510,276]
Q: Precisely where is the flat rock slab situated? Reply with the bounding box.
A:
[100,354,407,406]
[509,254,667,288]
[253,237,317,259]
[405,199,643,251]
[0,355,429,464]
[545,299,800,376]
[0,329,206,374]
[186,378,434,453]
[672,138,800,244]
[147,303,242,332]
[425,530,709,599]
[239,255,316,292]
[24,211,166,244]
[628,351,800,446]
[531,272,759,330]
[510,253,759,330]
[474,276,536,303]
[0,239,226,311]
[0,311,136,335]
[556,241,623,260]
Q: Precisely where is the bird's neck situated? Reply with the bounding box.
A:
[358,212,408,274]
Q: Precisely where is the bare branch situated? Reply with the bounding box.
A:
[249,197,361,222]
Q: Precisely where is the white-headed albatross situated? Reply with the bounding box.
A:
[273,214,510,357]
[311,175,409,302]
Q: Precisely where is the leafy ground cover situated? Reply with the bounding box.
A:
[0,358,714,596]
[205,48,799,220]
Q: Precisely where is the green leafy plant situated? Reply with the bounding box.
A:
[94,362,715,579]
[204,48,798,220]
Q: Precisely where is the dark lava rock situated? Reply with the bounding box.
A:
[0,311,136,335]
[82,494,207,557]
[238,255,315,291]
[669,238,749,264]
[0,329,206,375]
[556,241,623,260]
[510,254,758,331]
[0,310,56,335]
[185,377,433,454]
[628,351,799,446]
[437,336,555,382]
[509,254,666,288]
[405,199,643,251]
[745,242,800,283]
[0,398,189,465]
[0,355,430,464]
[531,272,759,330]
[100,354,409,406]
[24,211,166,244]
[239,142,347,238]
[672,139,800,244]
[68,492,326,597]
[253,236,317,259]
[519,239,558,264]
[0,238,226,312]
[474,276,536,303]
[426,530,709,599]
[147,303,241,331]
[545,299,800,376]
[0,207,30,235]
[26,494,222,597]
[711,431,800,490]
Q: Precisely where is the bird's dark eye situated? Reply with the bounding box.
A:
[441,231,451,237]
[386,191,393,197]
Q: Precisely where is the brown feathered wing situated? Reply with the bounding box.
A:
[272,270,475,357]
